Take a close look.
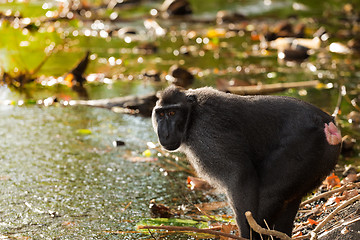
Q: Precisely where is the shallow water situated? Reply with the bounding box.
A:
[0,106,142,237]
[0,104,208,239]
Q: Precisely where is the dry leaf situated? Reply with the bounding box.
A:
[340,189,359,200]
[195,201,228,211]
[324,173,341,189]
[220,223,238,240]
[187,176,212,191]
[307,218,319,225]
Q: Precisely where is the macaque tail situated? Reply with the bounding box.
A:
[324,122,342,145]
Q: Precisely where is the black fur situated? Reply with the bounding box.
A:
[152,86,341,239]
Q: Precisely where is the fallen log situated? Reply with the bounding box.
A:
[67,80,319,115]
[227,80,320,95]
[69,92,158,117]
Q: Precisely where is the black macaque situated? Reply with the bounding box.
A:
[152,86,342,239]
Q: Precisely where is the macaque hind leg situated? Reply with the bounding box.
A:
[257,131,325,237]
[272,198,302,237]
[225,175,260,239]
[255,188,302,239]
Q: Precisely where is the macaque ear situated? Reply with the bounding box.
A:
[186,95,196,104]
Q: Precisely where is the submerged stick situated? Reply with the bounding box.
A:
[68,92,158,117]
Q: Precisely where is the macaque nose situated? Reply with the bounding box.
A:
[160,121,170,139]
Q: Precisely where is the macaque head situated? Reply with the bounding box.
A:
[152,86,194,151]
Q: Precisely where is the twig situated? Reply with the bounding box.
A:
[138,225,246,240]
[187,197,217,222]
[299,182,360,208]
[293,233,311,240]
[309,194,360,240]
[148,228,157,240]
[344,93,360,111]
[31,44,58,76]
[121,201,132,212]
[245,211,292,240]
[263,219,274,240]
[332,85,343,117]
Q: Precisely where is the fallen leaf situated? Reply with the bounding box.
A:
[341,173,358,184]
[307,218,319,225]
[325,195,341,207]
[195,201,228,211]
[187,176,213,191]
[340,189,359,200]
[64,73,74,87]
[149,199,173,218]
[207,28,226,38]
[142,149,152,157]
[324,173,341,189]
[76,129,92,135]
[62,221,76,227]
[220,223,238,239]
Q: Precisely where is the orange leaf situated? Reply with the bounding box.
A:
[324,173,341,189]
[64,73,74,87]
[292,231,303,238]
[251,33,260,41]
[307,218,319,225]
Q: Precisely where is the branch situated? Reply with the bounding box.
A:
[137,225,246,240]
[343,92,360,111]
[309,194,360,240]
[300,182,360,208]
[31,46,57,76]
[69,92,158,117]
[293,233,311,240]
[245,211,292,240]
[332,85,344,117]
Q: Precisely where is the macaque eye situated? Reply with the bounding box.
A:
[168,111,176,116]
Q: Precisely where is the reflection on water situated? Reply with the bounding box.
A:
[0,105,195,239]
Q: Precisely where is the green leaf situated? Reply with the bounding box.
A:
[136,218,209,233]
[76,129,92,135]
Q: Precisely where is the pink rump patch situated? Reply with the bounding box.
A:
[324,122,342,145]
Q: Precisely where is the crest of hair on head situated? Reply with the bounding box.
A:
[159,86,187,105]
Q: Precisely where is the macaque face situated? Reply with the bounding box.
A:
[153,105,188,151]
